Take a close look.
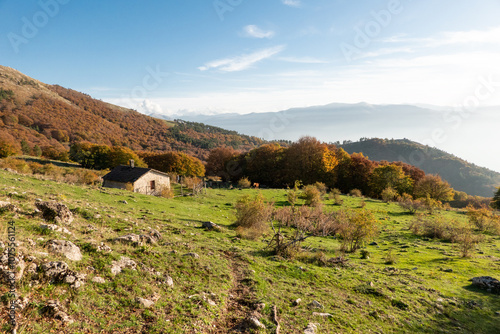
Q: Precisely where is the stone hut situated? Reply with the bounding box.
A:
[102,160,170,196]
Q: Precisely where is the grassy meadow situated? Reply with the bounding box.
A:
[0,167,499,333]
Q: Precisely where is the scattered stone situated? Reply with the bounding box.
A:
[46,240,82,261]
[293,298,302,306]
[442,268,453,273]
[136,297,154,308]
[40,223,72,235]
[246,316,266,329]
[308,300,324,309]
[120,200,128,204]
[36,201,74,224]
[111,256,137,276]
[304,323,318,334]
[470,276,500,294]
[183,252,200,259]
[312,312,333,317]
[495,311,500,316]
[255,303,266,312]
[202,221,221,231]
[43,300,73,324]
[92,277,106,284]
[369,242,378,246]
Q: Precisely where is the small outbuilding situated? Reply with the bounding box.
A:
[102,160,170,196]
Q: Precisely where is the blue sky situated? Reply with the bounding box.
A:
[1,0,500,116]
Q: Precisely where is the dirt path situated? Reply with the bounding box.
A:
[209,251,255,333]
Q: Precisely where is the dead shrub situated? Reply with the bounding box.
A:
[234,194,272,240]
[409,216,457,240]
[329,188,343,205]
[453,227,484,257]
[313,182,328,196]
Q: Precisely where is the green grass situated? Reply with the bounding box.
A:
[0,168,499,333]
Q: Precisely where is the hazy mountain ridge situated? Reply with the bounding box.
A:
[340,138,500,197]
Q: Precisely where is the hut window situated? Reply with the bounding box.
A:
[150,180,156,190]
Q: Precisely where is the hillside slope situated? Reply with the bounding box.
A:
[0,65,263,160]
[341,138,500,197]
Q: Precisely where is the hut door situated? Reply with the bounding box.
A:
[150,180,156,191]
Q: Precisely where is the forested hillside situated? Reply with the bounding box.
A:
[0,66,263,161]
[341,138,500,197]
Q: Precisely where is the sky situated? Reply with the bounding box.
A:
[1,0,500,170]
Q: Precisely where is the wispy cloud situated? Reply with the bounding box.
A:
[281,0,301,8]
[278,56,329,64]
[243,25,275,39]
[198,45,286,72]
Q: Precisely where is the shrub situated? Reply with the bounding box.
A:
[397,193,424,214]
[234,194,272,240]
[467,205,500,235]
[329,188,343,205]
[381,187,398,203]
[384,248,397,264]
[454,227,484,257]
[410,216,461,241]
[160,187,175,199]
[335,209,378,253]
[237,177,252,189]
[349,189,363,197]
[287,188,298,207]
[313,182,328,196]
[302,185,322,207]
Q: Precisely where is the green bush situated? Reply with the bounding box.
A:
[234,194,272,240]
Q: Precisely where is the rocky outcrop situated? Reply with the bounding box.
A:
[0,250,26,283]
[36,201,74,224]
[113,229,162,246]
[41,261,86,289]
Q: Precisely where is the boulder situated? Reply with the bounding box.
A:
[46,240,82,261]
[113,230,162,246]
[36,201,74,224]
[470,276,500,294]
[202,221,221,231]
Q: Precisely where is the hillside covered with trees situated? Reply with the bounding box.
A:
[340,138,500,197]
[0,65,263,161]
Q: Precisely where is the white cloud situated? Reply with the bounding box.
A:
[278,56,329,64]
[138,99,163,115]
[243,25,275,39]
[198,45,285,72]
[282,0,301,7]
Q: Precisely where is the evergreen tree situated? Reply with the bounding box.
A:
[492,188,500,210]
